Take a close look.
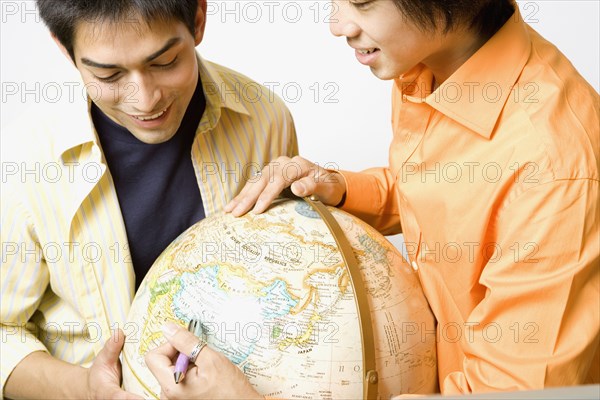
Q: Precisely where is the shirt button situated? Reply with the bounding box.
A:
[411,260,419,271]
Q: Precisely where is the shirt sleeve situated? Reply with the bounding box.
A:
[0,191,50,396]
[338,168,402,235]
[442,178,599,393]
[283,108,299,158]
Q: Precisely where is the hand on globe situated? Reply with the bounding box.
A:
[224,155,346,216]
[145,323,264,400]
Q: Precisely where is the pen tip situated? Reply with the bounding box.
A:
[174,371,183,384]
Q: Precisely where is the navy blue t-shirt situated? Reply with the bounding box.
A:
[92,80,206,290]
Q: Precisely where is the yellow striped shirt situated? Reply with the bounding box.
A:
[0,55,298,393]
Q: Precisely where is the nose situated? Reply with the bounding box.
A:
[329,0,360,38]
[127,73,162,113]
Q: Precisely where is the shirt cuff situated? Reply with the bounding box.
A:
[0,325,49,399]
[337,170,381,215]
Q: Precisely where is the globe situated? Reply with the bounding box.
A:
[122,197,438,399]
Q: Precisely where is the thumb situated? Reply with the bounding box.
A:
[290,178,313,198]
[162,322,202,357]
[291,171,345,206]
[97,328,125,365]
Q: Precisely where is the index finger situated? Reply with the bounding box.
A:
[144,341,178,385]
[224,171,271,216]
[161,322,207,359]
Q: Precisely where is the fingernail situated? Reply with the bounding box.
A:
[293,182,306,195]
[162,322,178,338]
[252,200,265,214]
[232,205,243,217]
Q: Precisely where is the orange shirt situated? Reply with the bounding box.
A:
[340,11,599,394]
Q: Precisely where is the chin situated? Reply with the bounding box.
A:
[132,131,176,145]
[370,67,399,81]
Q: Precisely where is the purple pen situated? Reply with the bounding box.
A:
[173,349,190,384]
[173,319,200,384]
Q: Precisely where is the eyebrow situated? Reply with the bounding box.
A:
[79,37,182,69]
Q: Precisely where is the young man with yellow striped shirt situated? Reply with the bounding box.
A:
[0,0,297,398]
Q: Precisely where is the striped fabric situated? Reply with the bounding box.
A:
[0,55,298,393]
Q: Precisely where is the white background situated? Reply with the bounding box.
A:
[1,0,599,248]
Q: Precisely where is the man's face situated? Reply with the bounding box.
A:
[330,0,444,80]
[71,13,203,144]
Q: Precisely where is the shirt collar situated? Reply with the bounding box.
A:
[396,9,531,139]
[195,54,250,135]
[57,53,249,161]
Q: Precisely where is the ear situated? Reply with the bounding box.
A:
[194,0,207,46]
[51,33,77,67]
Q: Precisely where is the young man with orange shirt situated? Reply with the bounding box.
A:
[146,0,599,397]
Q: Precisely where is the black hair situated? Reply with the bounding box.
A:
[37,0,198,61]
[393,0,516,38]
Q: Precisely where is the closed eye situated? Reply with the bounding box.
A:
[93,55,178,82]
[153,56,178,69]
[350,0,373,10]
[95,73,121,83]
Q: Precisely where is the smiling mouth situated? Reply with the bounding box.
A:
[357,48,379,55]
[130,108,168,121]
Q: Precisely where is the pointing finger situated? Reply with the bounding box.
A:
[161,322,205,359]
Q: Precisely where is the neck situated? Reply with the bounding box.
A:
[424,28,490,87]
